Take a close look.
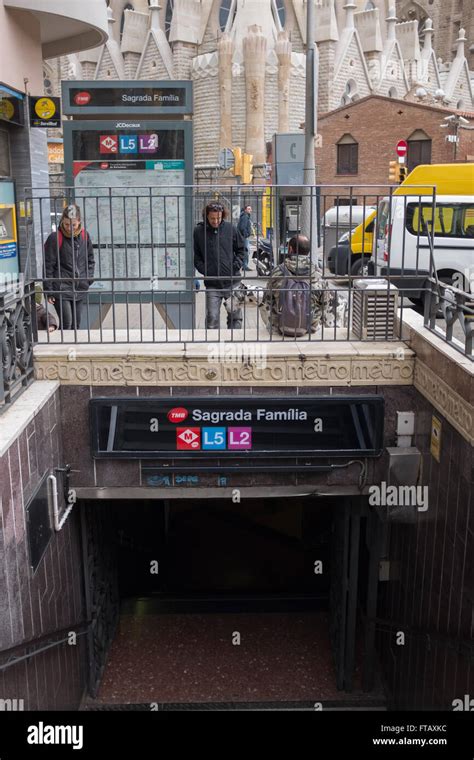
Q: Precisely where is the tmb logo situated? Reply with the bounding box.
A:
[74,91,91,106]
[168,407,188,423]
[176,427,200,450]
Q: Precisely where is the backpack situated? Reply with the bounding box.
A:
[57,228,85,249]
[277,264,312,336]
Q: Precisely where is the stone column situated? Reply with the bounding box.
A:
[275,31,292,134]
[218,33,234,149]
[242,25,267,164]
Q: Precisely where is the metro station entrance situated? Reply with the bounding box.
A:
[80,494,386,710]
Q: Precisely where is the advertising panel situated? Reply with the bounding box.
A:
[64,119,192,295]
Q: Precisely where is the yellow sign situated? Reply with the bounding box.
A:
[430,416,442,462]
[34,97,56,120]
[0,99,15,120]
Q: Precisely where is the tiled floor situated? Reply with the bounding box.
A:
[94,610,366,705]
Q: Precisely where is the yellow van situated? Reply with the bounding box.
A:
[348,209,377,274]
[327,207,376,275]
[372,163,474,301]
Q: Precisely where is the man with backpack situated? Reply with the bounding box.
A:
[260,234,330,336]
[44,204,95,330]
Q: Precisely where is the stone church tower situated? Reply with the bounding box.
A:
[45,0,473,166]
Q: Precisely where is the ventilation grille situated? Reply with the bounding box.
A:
[352,282,399,341]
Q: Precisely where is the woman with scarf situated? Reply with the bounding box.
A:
[44,204,95,330]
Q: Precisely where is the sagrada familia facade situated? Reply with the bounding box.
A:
[45,0,474,165]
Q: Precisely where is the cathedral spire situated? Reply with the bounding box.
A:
[149,0,162,30]
[343,2,357,31]
[386,6,397,41]
[422,17,434,55]
[455,28,467,60]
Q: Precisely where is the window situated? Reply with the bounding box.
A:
[337,135,358,175]
[219,0,236,32]
[407,138,432,171]
[165,0,174,39]
[0,130,10,177]
[405,203,474,238]
[272,0,286,28]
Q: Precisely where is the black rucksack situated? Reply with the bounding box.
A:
[278,264,311,336]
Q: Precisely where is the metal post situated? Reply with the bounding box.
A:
[300,0,318,265]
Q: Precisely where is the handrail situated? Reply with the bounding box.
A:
[0,621,89,671]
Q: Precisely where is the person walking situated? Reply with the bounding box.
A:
[44,204,95,330]
[193,202,245,329]
[238,204,253,271]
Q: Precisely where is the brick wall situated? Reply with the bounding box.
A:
[316,95,474,191]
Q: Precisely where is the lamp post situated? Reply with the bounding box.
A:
[300,0,318,264]
[440,113,470,160]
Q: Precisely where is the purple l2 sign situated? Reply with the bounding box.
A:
[139,134,159,153]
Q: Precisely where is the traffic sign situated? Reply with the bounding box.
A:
[396,140,408,157]
[218,147,235,170]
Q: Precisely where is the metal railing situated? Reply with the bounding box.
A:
[17,183,473,358]
[0,278,35,413]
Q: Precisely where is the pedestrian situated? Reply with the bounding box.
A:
[260,234,331,336]
[193,202,245,329]
[35,301,58,332]
[44,204,95,330]
[238,204,253,271]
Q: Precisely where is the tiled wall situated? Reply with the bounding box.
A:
[0,388,86,710]
[377,394,473,709]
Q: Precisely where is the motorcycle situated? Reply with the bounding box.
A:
[252,237,274,277]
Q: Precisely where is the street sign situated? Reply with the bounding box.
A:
[218,147,235,170]
[29,96,61,128]
[396,140,408,157]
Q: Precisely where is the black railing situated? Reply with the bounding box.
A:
[17,184,472,358]
[0,278,35,414]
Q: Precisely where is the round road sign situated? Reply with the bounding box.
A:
[396,140,408,157]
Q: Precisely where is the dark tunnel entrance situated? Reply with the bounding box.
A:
[80,495,387,710]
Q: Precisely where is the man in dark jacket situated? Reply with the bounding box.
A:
[194,202,245,329]
[44,204,95,329]
[238,205,253,271]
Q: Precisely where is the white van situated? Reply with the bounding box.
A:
[372,164,474,300]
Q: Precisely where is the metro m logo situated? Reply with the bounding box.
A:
[176,427,201,450]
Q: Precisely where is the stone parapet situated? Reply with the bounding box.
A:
[34,341,415,388]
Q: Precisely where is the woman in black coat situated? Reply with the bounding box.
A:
[44,204,95,330]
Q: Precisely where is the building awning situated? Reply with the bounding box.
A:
[4,0,108,59]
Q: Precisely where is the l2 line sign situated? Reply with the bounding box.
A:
[90,397,384,459]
